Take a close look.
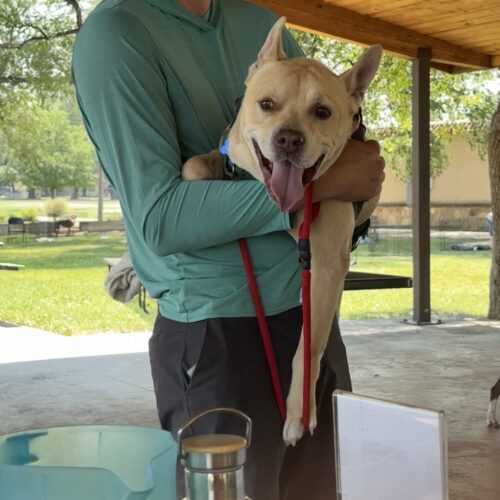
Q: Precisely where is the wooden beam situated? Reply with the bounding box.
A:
[412,48,432,324]
[252,0,494,70]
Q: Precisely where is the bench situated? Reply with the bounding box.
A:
[0,263,25,271]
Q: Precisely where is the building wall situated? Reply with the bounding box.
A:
[373,135,491,229]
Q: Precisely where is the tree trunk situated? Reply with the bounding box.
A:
[488,101,500,319]
[27,188,36,199]
[71,187,79,200]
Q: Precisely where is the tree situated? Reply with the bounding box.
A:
[0,0,87,100]
[2,102,95,197]
[291,29,499,181]
[0,138,18,191]
[488,102,500,319]
[0,164,18,192]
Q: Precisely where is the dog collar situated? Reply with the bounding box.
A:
[219,96,247,180]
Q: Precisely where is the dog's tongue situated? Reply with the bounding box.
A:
[269,161,304,212]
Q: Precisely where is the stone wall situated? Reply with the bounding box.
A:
[373,204,491,231]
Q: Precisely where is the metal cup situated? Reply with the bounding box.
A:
[178,408,252,500]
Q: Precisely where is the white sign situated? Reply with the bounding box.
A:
[333,391,448,500]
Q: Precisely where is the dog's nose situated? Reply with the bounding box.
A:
[273,129,306,154]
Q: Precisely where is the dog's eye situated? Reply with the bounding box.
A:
[259,99,276,112]
[314,106,331,120]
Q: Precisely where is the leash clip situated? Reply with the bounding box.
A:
[298,238,311,270]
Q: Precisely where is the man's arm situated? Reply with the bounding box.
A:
[72,8,293,257]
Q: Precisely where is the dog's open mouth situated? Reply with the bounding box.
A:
[253,140,323,212]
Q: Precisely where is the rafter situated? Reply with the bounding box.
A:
[252,0,495,72]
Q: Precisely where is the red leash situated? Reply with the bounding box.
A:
[297,183,320,428]
[239,238,287,422]
[239,183,319,429]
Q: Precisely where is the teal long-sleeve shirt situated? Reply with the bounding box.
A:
[72,0,304,321]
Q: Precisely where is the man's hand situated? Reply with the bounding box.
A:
[313,139,385,204]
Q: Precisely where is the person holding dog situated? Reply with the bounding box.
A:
[72,1,385,499]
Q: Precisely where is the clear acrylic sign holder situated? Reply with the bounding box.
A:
[333,391,448,500]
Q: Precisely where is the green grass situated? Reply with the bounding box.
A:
[0,197,122,222]
[0,232,492,335]
[0,234,155,335]
[341,236,491,320]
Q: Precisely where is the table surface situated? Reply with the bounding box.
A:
[344,271,412,291]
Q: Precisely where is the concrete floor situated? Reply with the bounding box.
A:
[1,318,499,499]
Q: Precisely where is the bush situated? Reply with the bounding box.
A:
[20,207,42,222]
[43,198,69,219]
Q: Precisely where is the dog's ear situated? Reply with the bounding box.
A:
[247,17,287,81]
[341,45,383,107]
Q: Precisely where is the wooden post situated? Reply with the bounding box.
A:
[412,47,432,324]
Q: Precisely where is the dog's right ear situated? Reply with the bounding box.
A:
[246,17,287,82]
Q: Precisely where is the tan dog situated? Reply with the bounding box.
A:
[183,17,382,445]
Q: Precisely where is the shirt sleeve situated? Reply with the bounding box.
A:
[72,7,293,257]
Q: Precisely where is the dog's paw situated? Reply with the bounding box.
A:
[283,411,318,445]
[283,415,304,446]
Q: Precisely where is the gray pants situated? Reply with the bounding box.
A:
[149,307,351,500]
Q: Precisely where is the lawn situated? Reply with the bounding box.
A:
[0,232,492,335]
[0,197,122,222]
[342,235,491,320]
[0,234,155,335]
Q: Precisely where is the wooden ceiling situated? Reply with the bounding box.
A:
[252,0,500,73]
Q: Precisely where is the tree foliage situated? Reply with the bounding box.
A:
[0,0,90,102]
[0,0,97,195]
[2,101,95,197]
[291,29,500,181]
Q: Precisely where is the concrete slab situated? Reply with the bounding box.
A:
[1,319,499,499]
[0,326,158,431]
[342,318,500,500]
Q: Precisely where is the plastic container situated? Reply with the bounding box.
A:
[0,425,178,500]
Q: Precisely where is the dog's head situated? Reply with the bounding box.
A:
[228,17,382,212]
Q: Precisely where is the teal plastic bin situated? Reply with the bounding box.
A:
[0,425,178,500]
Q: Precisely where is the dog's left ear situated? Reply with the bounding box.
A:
[341,45,383,107]
[247,17,288,82]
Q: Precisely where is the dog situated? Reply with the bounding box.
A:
[56,215,77,236]
[182,17,382,445]
[487,376,500,428]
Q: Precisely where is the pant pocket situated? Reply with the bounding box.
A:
[181,321,207,391]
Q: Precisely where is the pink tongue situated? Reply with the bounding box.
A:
[269,161,304,212]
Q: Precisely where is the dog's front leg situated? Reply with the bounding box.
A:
[181,150,224,181]
[283,200,354,445]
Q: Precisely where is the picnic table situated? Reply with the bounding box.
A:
[344,271,412,291]
[104,255,411,316]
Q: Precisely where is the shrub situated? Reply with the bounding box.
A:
[43,198,69,219]
[20,207,42,222]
